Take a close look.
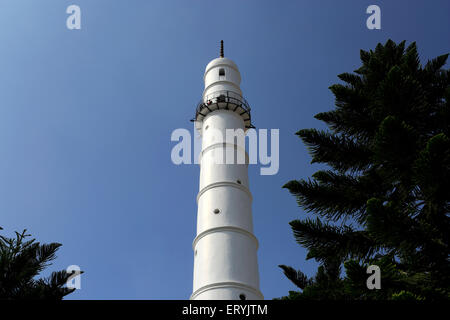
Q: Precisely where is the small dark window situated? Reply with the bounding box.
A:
[217,94,226,102]
[213,208,220,214]
[239,294,246,300]
[219,68,225,76]
[236,180,242,185]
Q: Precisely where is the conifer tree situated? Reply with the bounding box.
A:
[0,227,80,299]
[281,40,449,300]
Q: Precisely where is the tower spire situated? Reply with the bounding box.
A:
[220,40,224,58]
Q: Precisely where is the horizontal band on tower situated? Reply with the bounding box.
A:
[197,181,252,203]
[190,281,264,300]
[199,142,250,164]
[192,225,259,250]
[203,81,242,96]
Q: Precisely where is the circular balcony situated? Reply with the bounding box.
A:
[192,90,254,129]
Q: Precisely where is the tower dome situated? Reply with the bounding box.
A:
[203,57,242,99]
[193,41,252,132]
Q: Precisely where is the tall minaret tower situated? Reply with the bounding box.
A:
[191,41,263,300]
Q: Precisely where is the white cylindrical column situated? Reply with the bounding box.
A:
[191,50,262,300]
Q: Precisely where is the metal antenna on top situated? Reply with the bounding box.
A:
[220,40,224,58]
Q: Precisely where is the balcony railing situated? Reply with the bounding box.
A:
[192,90,254,129]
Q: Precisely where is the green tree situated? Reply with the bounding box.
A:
[277,258,349,300]
[280,39,449,300]
[0,226,81,299]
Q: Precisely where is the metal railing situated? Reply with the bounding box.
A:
[193,90,252,124]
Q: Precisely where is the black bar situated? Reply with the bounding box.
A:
[0,300,440,319]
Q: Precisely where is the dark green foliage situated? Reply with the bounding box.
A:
[280,40,450,300]
[278,265,313,290]
[0,227,81,299]
[277,260,347,300]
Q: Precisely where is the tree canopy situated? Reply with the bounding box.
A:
[0,226,80,299]
[280,39,450,300]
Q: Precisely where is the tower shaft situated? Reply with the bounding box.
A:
[191,47,262,300]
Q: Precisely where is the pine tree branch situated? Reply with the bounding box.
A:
[289,218,378,262]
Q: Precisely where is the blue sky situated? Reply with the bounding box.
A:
[0,0,449,299]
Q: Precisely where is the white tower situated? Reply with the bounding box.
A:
[191,41,263,300]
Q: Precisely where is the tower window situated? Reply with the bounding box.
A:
[219,68,225,76]
[213,208,221,214]
[239,293,246,300]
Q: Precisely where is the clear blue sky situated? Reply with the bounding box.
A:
[0,0,449,299]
